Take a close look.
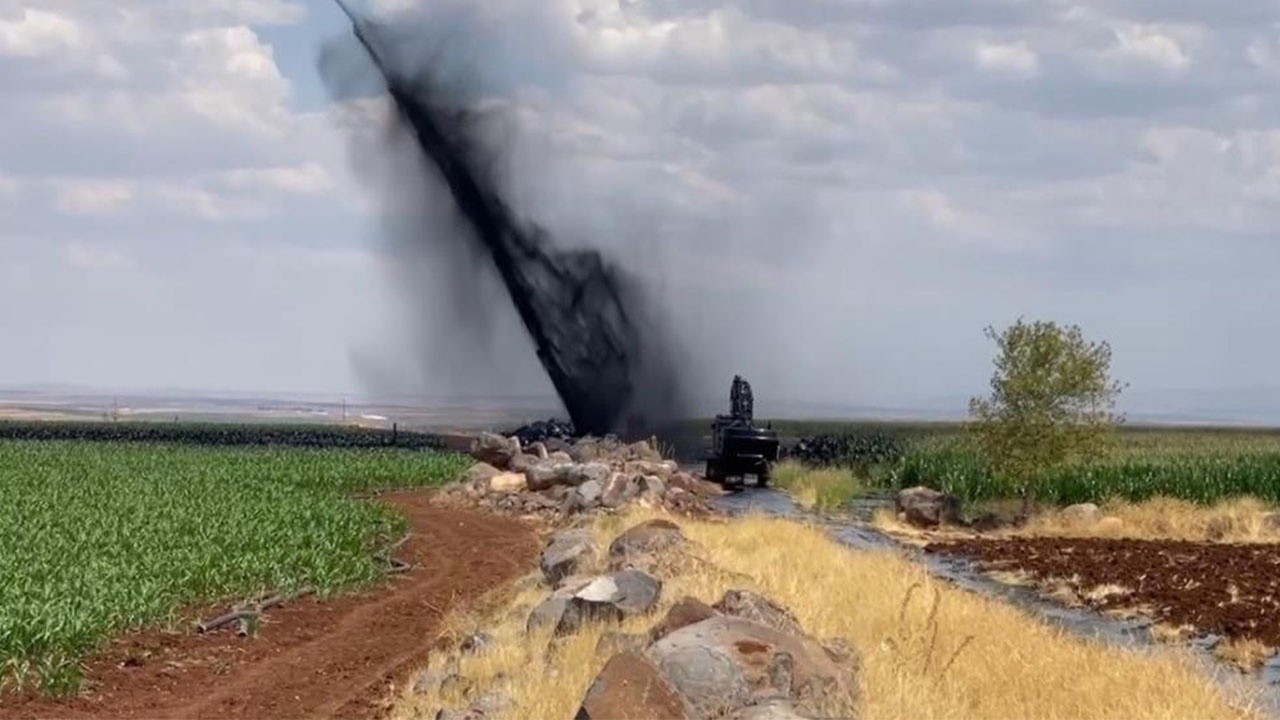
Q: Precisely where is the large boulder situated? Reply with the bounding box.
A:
[595,631,650,658]
[896,486,961,528]
[650,596,718,642]
[568,462,613,487]
[624,460,678,480]
[647,616,857,718]
[488,472,527,494]
[625,440,666,462]
[601,472,640,509]
[669,472,726,498]
[463,462,501,486]
[508,453,542,475]
[714,590,803,636]
[541,530,597,585]
[527,463,575,491]
[529,570,662,636]
[470,433,521,468]
[574,652,691,720]
[608,519,687,571]
[577,480,604,508]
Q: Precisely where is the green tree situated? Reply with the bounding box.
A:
[968,318,1125,510]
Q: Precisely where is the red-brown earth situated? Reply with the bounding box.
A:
[3,491,539,720]
[926,536,1280,645]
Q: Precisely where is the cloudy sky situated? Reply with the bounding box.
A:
[4,0,1280,417]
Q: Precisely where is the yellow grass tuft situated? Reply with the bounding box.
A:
[770,460,863,511]
[1215,637,1276,673]
[1020,496,1280,542]
[393,509,1257,720]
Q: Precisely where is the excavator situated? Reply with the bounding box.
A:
[705,376,780,488]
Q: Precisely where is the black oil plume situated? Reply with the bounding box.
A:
[327,2,685,437]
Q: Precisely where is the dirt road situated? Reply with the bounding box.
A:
[6,492,538,720]
[926,536,1280,644]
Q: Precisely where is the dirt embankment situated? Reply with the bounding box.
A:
[5,492,538,720]
[926,536,1280,645]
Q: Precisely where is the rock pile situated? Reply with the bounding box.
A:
[424,519,859,720]
[561,522,860,720]
[441,432,724,519]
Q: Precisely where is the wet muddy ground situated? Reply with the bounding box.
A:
[925,537,1280,646]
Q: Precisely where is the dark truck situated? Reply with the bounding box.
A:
[705,376,780,487]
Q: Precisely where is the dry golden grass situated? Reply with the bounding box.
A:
[393,508,1258,720]
[1215,638,1276,673]
[1020,497,1280,542]
[871,496,1280,545]
[770,460,863,511]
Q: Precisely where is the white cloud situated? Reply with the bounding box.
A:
[51,179,136,215]
[0,8,81,58]
[216,163,334,195]
[974,40,1039,77]
[1107,24,1193,72]
[7,0,1280,407]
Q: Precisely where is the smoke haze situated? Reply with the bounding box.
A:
[321,2,690,434]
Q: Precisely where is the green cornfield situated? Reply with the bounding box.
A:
[0,440,469,695]
[896,432,1280,506]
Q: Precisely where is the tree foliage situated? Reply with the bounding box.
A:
[968,319,1125,500]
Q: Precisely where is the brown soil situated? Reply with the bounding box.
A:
[3,491,539,720]
[926,537,1280,645]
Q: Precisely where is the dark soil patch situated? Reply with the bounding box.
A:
[925,537,1280,646]
[2,491,538,720]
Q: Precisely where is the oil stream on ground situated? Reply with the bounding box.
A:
[711,488,1280,718]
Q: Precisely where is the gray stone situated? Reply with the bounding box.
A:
[507,453,541,475]
[470,432,520,468]
[642,475,667,497]
[578,479,604,507]
[727,699,815,719]
[714,590,803,636]
[547,450,574,464]
[608,519,686,571]
[895,486,961,528]
[463,462,501,486]
[595,631,650,657]
[650,596,718,642]
[527,463,574,491]
[568,462,613,487]
[607,569,662,614]
[601,472,636,509]
[560,569,662,635]
[569,439,601,463]
[541,531,597,585]
[625,460,678,480]
[527,441,550,460]
[626,440,666,462]
[647,617,857,718]
[531,571,661,636]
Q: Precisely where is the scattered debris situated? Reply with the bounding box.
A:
[440,433,720,519]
